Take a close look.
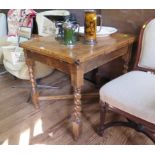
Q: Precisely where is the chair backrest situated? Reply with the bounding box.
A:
[7,9,36,36]
[135,18,155,73]
[36,10,70,36]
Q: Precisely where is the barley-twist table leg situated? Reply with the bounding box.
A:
[27,59,39,109]
[72,87,82,140]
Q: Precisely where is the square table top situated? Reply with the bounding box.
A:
[20,33,135,64]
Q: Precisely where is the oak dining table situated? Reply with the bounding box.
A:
[20,33,135,140]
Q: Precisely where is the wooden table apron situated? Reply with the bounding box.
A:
[20,33,135,140]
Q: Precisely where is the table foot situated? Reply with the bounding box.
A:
[32,92,40,109]
[72,121,81,140]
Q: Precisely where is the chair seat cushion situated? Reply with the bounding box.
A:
[100,71,155,124]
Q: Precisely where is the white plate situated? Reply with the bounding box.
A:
[78,26,117,37]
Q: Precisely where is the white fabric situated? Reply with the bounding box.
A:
[0,48,3,64]
[138,19,155,70]
[3,59,53,80]
[0,10,53,78]
[36,10,70,36]
[0,13,7,64]
[100,71,155,124]
[0,13,7,37]
[2,46,25,67]
[2,44,53,80]
[0,37,18,64]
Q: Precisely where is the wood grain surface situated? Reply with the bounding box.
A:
[0,69,153,144]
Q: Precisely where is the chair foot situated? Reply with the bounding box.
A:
[0,70,7,76]
[97,126,105,136]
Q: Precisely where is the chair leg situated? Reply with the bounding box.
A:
[98,101,108,136]
[0,70,7,76]
[133,123,155,143]
[12,78,59,89]
[0,65,7,76]
[139,129,155,143]
[26,91,31,103]
[98,115,155,144]
[35,79,59,89]
[150,135,155,143]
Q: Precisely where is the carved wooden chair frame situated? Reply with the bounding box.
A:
[98,18,155,143]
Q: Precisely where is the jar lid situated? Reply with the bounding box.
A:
[84,9,96,13]
[63,21,74,29]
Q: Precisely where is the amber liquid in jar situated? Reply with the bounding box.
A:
[84,10,97,45]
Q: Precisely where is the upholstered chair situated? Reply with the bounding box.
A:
[98,18,155,143]
[3,46,53,80]
[36,10,70,36]
[2,9,53,80]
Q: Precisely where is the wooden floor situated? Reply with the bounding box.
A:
[0,69,153,145]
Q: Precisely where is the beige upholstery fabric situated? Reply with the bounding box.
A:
[2,45,53,80]
[100,71,155,124]
[138,19,155,70]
